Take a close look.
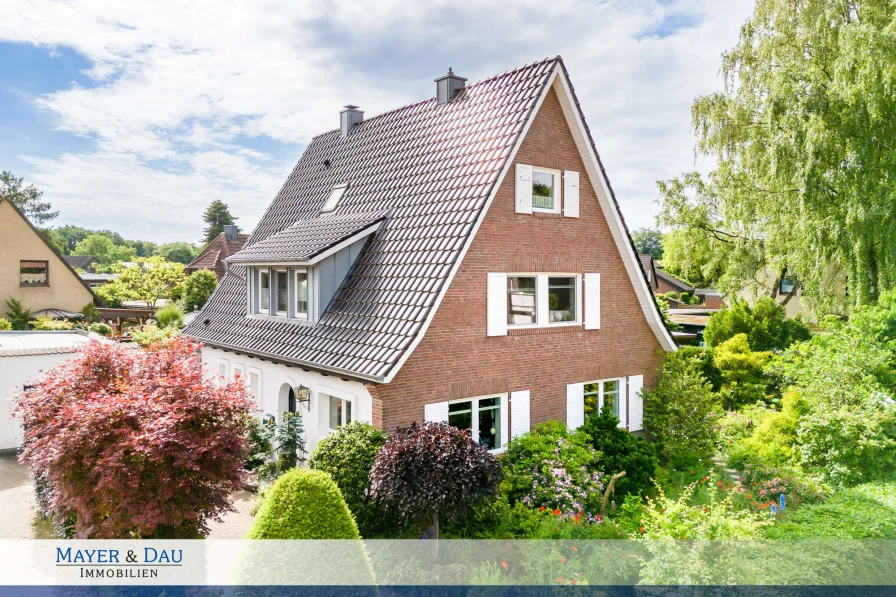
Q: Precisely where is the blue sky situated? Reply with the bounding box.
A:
[0,0,753,243]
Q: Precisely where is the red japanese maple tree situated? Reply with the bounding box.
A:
[14,338,254,538]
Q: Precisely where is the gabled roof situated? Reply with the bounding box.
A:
[0,198,100,304]
[227,210,387,265]
[184,57,675,382]
[63,255,95,269]
[185,231,249,279]
[638,254,658,290]
[656,268,694,292]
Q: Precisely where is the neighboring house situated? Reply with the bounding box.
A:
[80,272,119,288]
[655,268,694,295]
[0,199,98,315]
[185,225,249,281]
[184,58,676,452]
[735,266,844,321]
[63,255,97,273]
[0,331,96,451]
[639,254,659,291]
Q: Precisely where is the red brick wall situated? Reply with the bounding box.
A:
[374,87,666,431]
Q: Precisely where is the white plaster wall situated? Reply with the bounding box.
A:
[201,345,373,453]
[0,352,81,451]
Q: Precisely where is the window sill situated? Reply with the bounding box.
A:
[20,283,50,288]
[531,210,563,219]
[508,324,582,336]
[246,314,314,327]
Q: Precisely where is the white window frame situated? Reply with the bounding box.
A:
[217,359,229,378]
[447,394,508,453]
[294,269,309,319]
[531,166,562,214]
[322,183,348,212]
[257,268,271,314]
[273,269,289,317]
[326,394,354,433]
[248,367,262,402]
[584,378,625,420]
[506,273,581,329]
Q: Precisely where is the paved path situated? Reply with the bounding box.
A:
[0,454,256,539]
[0,454,39,539]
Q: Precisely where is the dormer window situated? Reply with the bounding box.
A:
[295,271,308,318]
[250,265,312,322]
[259,270,271,311]
[322,183,348,212]
[275,270,289,315]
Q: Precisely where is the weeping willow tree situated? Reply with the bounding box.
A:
[659,0,896,311]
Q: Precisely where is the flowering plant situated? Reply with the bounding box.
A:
[520,451,604,522]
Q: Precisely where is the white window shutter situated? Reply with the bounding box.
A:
[500,394,509,447]
[424,401,449,424]
[564,170,580,218]
[584,273,601,330]
[566,382,585,430]
[628,375,644,432]
[487,273,508,337]
[510,390,531,439]
[537,275,549,325]
[515,164,533,214]
[618,378,628,429]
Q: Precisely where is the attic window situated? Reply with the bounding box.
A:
[322,183,348,212]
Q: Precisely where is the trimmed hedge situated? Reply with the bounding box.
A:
[248,468,360,539]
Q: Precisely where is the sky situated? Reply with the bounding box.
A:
[0,0,754,244]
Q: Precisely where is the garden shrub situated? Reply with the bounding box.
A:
[704,297,811,351]
[730,390,808,469]
[643,352,720,467]
[0,317,11,330]
[29,317,73,331]
[5,298,32,330]
[502,420,603,518]
[369,421,501,536]
[182,269,218,312]
[713,334,773,408]
[14,338,254,538]
[245,418,272,472]
[254,411,307,481]
[94,284,123,308]
[739,464,827,507]
[675,345,723,391]
[80,302,101,323]
[248,468,360,539]
[89,322,113,337]
[309,421,389,537]
[580,407,657,498]
[130,324,180,346]
[155,303,184,328]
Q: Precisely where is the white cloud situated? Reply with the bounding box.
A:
[1,0,754,242]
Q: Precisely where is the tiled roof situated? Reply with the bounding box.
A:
[0,331,93,357]
[227,210,387,264]
[656,268,694,292]
[186,232,249,279]
[184,57,559,380]
[63,255,95,269]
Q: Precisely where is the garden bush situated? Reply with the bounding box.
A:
[502,420,603,518]
[254,411,307,481]
[14,338,254,538]
[704,297,811,351]
[130,324,180,346]
[29,317,73,331]
[727,390,808,469]
[155,303,184,328]
[369,421,501,537]
[643,351,720,467]
[89,322,113,337]
[309,421,389,537]
[80,302,101,323]
[0,317,11,330]
[248,468,360,539]
[4,298,32,330]
[713,334,773,408]
[181,269,218,312]
[675,345,723,391]
[580,407,657,498]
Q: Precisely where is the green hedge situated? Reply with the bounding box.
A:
[248,468,360,539]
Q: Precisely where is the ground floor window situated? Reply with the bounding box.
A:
[584,379,622,419]
[448,396,502,450]
[328,395,352,431]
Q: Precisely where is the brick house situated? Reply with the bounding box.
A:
[184,58,676,452]
[185,225,249,281]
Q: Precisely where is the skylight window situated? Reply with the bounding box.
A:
[322,183,348,212]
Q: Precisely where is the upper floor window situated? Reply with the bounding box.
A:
[504,273,580,328]
[251,266,311,322]
[259,270,271,311]
[531,167,560,213]
[295,271,308,318]
[20,260,49,286]
[780,275,796,295]
[275,270,289,315]
[322,183,348,212]
[548,276,576,322]
[507,276,536,324]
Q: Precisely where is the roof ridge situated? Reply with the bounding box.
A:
[310,56,561,140]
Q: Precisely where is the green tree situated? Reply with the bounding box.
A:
[52,226,93,255]
[156,242,199,265]
[663,0,896,310]
[1,171,57,225]
[202,200,237,245]
[181,269,218,312]
[96,256,185,308]
[632,227,664,261]
[712,334,773,409]
[704,297,811,351]
[73,234,136,269]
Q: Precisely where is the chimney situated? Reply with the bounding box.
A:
[223,224,240,242]
[435,67,466,105]
[340,105,364,137]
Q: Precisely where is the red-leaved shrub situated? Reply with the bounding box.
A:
[14,338,254,538]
